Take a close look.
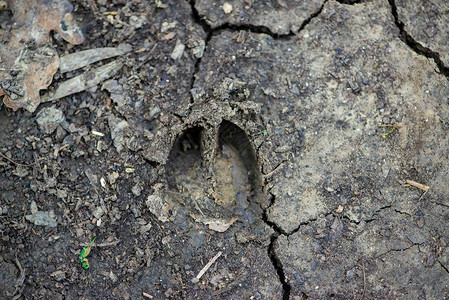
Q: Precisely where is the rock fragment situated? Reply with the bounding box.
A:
[108,115,130,152]
[25,201,57,227]
[102,79,127,107]
[222,2,233,14]
[146,193,171,222]
[92,207,104,219]
[35,106,65,134]
[170,40,185,60]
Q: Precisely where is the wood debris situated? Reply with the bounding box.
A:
[193,251,222,282]
[59,45,131,73]
[142,292,154,299]
[190,213,237,232]
[42,60,124,102]
[403,179,430,192]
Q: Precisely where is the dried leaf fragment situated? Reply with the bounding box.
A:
[190,213,237,232]
[0,0,84,111]
[2,46,59,112]
[42,60,124,102]
[193,251,222,282]
[7,0,84,46]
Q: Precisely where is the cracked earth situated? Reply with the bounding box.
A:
[1,0,449,299]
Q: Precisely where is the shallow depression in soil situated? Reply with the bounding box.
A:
[165,121,263,223]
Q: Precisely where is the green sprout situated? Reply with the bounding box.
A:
[378,124,398,139]
[79,237,96,270]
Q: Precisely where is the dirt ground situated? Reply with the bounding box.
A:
[1,0,449,299]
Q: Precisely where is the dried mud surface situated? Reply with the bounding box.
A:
[1,0,449,299]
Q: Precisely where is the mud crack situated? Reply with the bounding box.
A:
[262,194,288,235]
[388,0,449,79]
[262,194,291,299]
[188,0,328,104]
[376,244,417,258]
[335,0,362,4]
[340,205,392,225]
[191,0,328,39]
[189,0,212,104]
[261,194,321,299]
[430,201,449,209]
[267,233,291,300]
[394,209,411,216]
[438,260,449,275]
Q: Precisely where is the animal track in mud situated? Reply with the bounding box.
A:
[165,119,291,298]
[165,120,263,224]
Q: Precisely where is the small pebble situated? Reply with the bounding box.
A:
[100,177,107,188]
[223,2,233,14]
[93,207,104,219]
[335,205,344,214]
[109,271,118,283]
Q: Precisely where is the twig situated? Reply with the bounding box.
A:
[0,68,21,71]
[88,0,98,11]
[0,152,33,166]
[194,251,222,281]
[15,256,25,286]
[214,269,248,296]
[262,160,286,179]
[417,189,429,201]
[302,135,318,153]
[361,262,366,300]
[11,256,26,300]
[193,198,205,217]
[58,144,71,152]
[142,292,153,299]
[403,179,430,192]
[80,240,120,248]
